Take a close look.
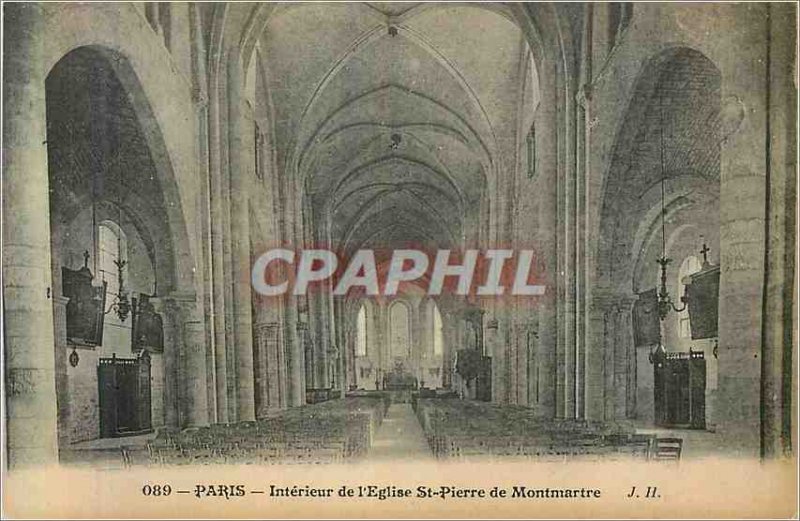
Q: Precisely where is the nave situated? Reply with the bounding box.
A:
[2,2,794,469]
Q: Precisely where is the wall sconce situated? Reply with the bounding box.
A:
[69,346,80,368]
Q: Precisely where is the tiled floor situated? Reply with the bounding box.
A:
[367,404,433,462]
[59,431,157,469]
[68,431,157,450]
[634,422,759,459]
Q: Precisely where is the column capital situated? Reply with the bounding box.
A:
[150,292,201,326]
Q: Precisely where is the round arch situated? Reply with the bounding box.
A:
[45,45,192,296]
[596,46,722,293]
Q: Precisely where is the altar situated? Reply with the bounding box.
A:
[382,361,418,403]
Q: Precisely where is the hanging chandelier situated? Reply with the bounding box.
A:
[104,257,131,322]
[654,92,685,322]
[105,165,131,323]
[88,139,131,323]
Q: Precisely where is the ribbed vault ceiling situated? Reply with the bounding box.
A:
[256,3,538,253]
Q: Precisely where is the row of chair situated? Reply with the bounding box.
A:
[413,397,682,462]
[122,394,389,467]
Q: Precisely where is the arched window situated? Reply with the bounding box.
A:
[98,221,127,299]
[389,301,411,359]
[356,304,367,357]
[677,255,702,338]
[432,303,443,357]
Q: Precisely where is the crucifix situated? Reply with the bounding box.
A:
[700,242,711,268]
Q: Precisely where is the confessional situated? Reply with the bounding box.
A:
[634,264,719,430]
[651,348,706,429]
[98,352,152,437]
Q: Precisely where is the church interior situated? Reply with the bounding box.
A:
[2,2,796,468]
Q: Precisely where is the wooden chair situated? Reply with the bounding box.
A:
[654,437,683,461]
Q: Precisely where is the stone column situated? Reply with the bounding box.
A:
[283,297,305,406]
[485,317,501,401]
[514,319,529,406]
[591,292,637,422]
[207,77,229,425]
[297,319,312,399]
[585,290,613,421]
[227,54,255,422]
[613,296,637,420]
[501,316,514,404]
[535,68,559,419]
[159,294,209,428]
[309,259,333,389]
[441,311,456,389]
[332,297,346,392]
[190,2,218,424]
[53,296,70,449]
[576,81,591,421]
[375,303,387,375]
[252,318,267,417]
[152,294,210,429]
[180,304,210,428]
[3,3,59,467]
[410,301,422,383]
[346,321,357,390]
[761,5,796,458]
[714,5,769,457]
[253,321,281,415]
[275,316,288,408]
[536,299,557,418]
[524,320,539,408]
[151,297,179,429]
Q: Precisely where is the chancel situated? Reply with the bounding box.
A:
[2,2,795,469]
